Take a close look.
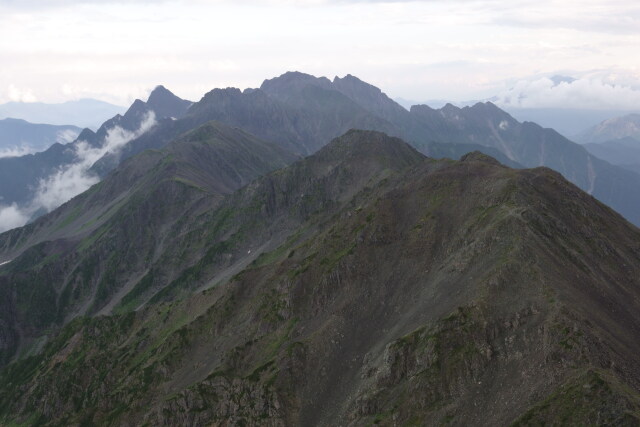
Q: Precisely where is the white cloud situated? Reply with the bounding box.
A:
[56,129,81,143]
[7,84,37,103]
[495,75,640,110]
[0,130,78,159]
[0,203,30,233]
[0,146,36,158]
[32,111,156,211]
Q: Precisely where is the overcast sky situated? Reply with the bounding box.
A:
[1,0,639,109]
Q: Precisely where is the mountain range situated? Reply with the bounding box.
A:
[395,100,640,140]
[1,72,640,425]
[4,71,640,230]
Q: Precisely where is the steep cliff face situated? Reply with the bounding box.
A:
[1,131,640,425]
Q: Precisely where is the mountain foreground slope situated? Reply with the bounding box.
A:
[0,121,297,366]
[1,130,640,425]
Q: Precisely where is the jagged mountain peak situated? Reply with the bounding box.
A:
[146,85,192,119]
[199,87,244,102]
[441,102,460,113]
[331,74,407,117]
[148,84,171,97]
[260,71,332,91]
[333,73,380,92]
[465,101,518,122]
[120,86,191,124]
[123,99,147,116]
[76,127,96,141]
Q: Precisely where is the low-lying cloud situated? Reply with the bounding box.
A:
[0,112,156,233]
[0,203,30,232]
[0,146,36,159]
[56,129,81,144]
[495,76,640,110]
[0,129,79,159]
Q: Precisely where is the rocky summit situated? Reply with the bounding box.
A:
[1,127,640,426]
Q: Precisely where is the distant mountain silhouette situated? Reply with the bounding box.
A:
[0,118,81,154]
[0,98,125,129]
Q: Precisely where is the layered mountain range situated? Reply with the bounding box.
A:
[1,72,640,425]
[3,72,639,230]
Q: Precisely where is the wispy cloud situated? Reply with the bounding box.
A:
[32,111,156,212]
[0,112,156,233]
[0,146,36,159]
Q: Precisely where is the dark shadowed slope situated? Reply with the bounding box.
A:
[1,131,640,425]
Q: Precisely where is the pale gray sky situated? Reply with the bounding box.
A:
[1,0,639,109]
